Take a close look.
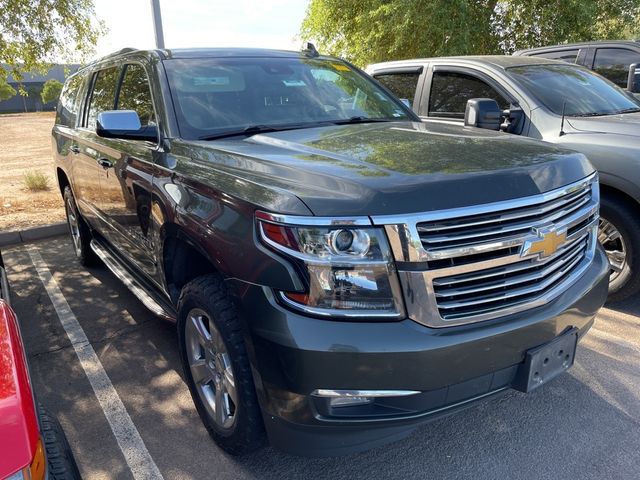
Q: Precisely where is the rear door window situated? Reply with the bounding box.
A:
[428,71,510,118]
[593,48,640,87]
[116,64,156,127]
[373,72,421,105]
[56,74,85,127]
[86,66,120,130]
[531,49,580,63]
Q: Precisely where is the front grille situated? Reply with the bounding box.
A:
[379,173,599,327]
[417,177,594,264]
[432,230,589,320]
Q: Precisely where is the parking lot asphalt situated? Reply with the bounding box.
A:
[3,236,640,480]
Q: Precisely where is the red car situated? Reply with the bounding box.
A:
[0,251,80,480]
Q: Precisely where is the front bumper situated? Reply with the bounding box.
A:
[230,245,610,456]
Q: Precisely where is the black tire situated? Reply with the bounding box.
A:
[38,404,82,480]
[63,186,98,266]
[600,195,640,302]
[177,274,265,455]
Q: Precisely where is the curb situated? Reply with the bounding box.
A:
[0,223,68,247]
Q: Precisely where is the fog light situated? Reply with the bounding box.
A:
[329,396,373,407]
[312,389,420,407]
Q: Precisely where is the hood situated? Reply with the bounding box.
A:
[173,121,594,216]
[567,111,640,137]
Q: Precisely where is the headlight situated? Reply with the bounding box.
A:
[257,212,404,319]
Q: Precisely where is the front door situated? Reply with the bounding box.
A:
[97,62,159,278]
[74,66,121,227]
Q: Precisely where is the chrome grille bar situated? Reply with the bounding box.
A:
[434,240,587,299]
[419,193,591,246]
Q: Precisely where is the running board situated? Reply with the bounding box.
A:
[90,239,176,321]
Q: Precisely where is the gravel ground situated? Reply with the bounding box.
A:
[0,112,64,231]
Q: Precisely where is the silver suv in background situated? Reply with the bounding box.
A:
[367,55,640,301]
[514,40,640,91]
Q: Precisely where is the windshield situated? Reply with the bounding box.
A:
[506,64,640,117]
[163,57,414,139]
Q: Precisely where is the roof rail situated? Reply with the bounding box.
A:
[90,47,139,65]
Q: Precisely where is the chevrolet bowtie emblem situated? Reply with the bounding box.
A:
[522,227,567,258]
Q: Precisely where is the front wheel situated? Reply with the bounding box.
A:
[599,196,640,302]
[63,186,98,267]
[177,274,265,455]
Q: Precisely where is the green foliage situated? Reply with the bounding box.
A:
[23,171,50,192]
[0,79,16,101]
[0,0,105,82]
[300,0,640,66]
[41,79,64,104]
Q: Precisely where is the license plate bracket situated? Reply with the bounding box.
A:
[513,328,578,393]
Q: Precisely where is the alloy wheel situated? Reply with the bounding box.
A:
[185,308,237,430]
[65,197,82,256]
[598,217,627,284]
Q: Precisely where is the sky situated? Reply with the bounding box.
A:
[92,0,310,57]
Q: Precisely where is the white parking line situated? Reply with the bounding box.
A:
[27,246,164,480]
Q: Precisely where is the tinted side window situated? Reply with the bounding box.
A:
[56,74,84,127]
[117,64,156,126]
[593,48,640,87]
[429,71,509,118]
[86,67,120,129]
[531,49,580,63]
[374,72,420,104]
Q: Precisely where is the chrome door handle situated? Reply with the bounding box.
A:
[70,145,80,154]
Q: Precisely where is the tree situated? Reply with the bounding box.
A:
[0,79,16,102]
[300,0,640,66]
[0,0,104,83]
[41,79,64,104]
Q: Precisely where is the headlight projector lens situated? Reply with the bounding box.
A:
[329,229,370,255]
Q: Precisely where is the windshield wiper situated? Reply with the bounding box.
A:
[331,116,394,125]
[570,112,610,117]
[615,107,640,114]
[198,125,283,141]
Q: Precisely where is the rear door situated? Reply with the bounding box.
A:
[53,72,87,196]
[590,47,640,88]
[97,62,159,277]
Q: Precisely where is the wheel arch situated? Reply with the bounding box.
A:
[599,182,640,216]
[160,223,226,305]
[56,167,71,196]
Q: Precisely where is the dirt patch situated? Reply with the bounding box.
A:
[0,112,65,231]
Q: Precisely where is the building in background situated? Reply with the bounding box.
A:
[0,64,80,113]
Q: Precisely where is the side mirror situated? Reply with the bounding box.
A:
[627,63,640,93]
[96,110,158,142]
[464,98,501,131]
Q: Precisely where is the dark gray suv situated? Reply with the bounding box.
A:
[53,47,609,456]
